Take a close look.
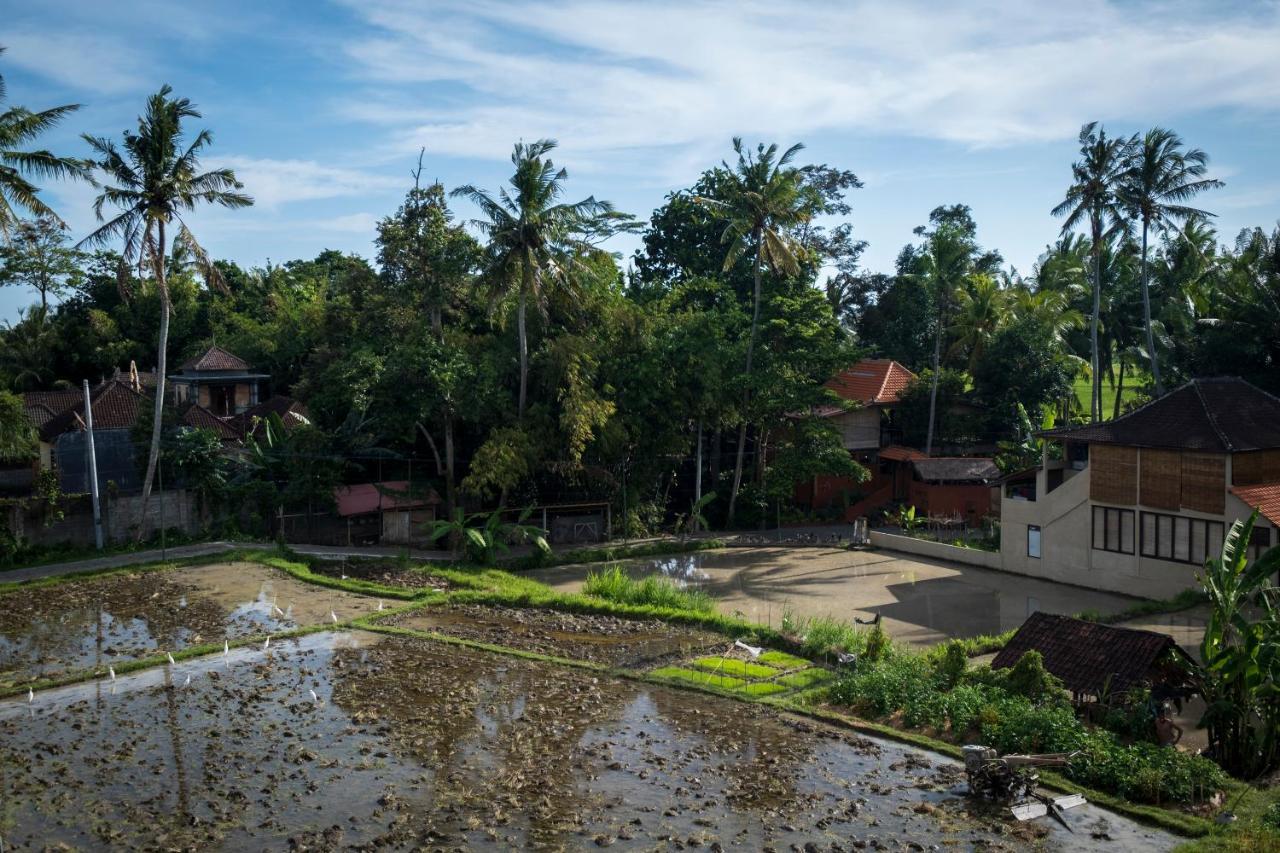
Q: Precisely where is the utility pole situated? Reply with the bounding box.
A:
[82,380,104,550]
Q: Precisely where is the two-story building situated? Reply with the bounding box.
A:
[170,345,270,417]
[1000,377,1280,598]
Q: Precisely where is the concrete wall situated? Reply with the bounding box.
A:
[3,489,205,549]
[869,530,1002,570]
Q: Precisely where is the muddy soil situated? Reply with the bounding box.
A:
[311,559,452,592]
[0,631,1174,851]
[0,561,381,686]
[388,603,724,667]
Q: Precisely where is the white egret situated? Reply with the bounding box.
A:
[330,610,338,624]
[183,673,191,689]
[166,652,176,667]
[27,686,34,703]
[263,636,271,651]
[109,666,116,681]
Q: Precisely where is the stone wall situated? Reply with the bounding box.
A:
[2,489,205,550]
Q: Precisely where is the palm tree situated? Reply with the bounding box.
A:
[0,46,87,235]
[1119,128,1223,395]
[80,86,252,532]
[1052,122,1132,422]
[452,139,613,419]
[914,222,973,455]
[700,138,808,525]
[948,273,1009,373]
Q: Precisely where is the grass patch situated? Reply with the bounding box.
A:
[776,668,835,689]
[506,537,727,571]
[649,666,746,690]
[582,565,715,613]
[757,650,813,669]
[737,681,789,697]
[689,656,779,679]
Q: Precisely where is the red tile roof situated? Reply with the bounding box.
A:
[1043,377,1280,452]
[992,612,1192,697]
[179,345,250,372]
[826,359,916,406]
[1230,483,1280,527]
[334,481,440,517]
[181,404,241,442]
[880,445,927,462]
[23,389,82,418]
[39,380,146,440]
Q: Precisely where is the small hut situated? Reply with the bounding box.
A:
[991,612,1197,704]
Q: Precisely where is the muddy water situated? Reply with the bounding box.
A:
[0,562,381,686]
[390,603,723,667]
[0,631,1173,851]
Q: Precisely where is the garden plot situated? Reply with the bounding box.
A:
[386,603,723,667]
[0,561,382,687]
[650,647,839,698]
[0,630,1172,851]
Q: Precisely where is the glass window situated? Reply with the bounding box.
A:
[1093,506,1135,555]
[1028,525,1041,559]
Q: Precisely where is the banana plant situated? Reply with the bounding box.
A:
[1197,510,1280,777]
[426,506,550,565]
[674,491,716,541]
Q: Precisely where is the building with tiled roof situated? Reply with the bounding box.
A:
[170,345,270,417]
[1001,376,1280,598]
[825,359,916,407]
[228,396,310,439]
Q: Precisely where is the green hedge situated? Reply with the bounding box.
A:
[828,650,1227,806]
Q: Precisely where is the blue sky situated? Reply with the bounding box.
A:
[3,0,1280,322]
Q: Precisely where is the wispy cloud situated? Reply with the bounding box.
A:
[2,30,148,95]
[205,157,403,210]
[335,0,1280,164]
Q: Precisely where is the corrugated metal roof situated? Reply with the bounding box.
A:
[334,481,441,517]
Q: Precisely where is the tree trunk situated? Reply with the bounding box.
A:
[136,221,168,541]
[925,302,943,456]
[726,233,764,527]
[693,419,703,533]
[1113,359,1126,420]
[1139,219,1163,396]
[1091,222,1103,423]
[710,427,721,485]
[517,273,529,419]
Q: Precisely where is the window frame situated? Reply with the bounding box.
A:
[1091,505,1136,555]
[1027,525,1041,559]
[1138,510,1225,566]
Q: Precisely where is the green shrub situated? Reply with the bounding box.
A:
[781,611,871,659]
[995,651,1065,703]
[582,565,714,613]
[930,640,969,689]
[1263,802,1280,831]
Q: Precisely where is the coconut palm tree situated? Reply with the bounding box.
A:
[452,139,614,419]
[699,137,809,525]
[914,222,973,455]
[1119,128,1223,395]
[0,47,87,235]
[80,86,252,532]
[948,273,1009,373]
[1052,122,1133,422]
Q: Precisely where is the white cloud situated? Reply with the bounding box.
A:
[2,30,147,94]
[314,212,380,232]
[334,0,1280,162]
[205,157,403,209]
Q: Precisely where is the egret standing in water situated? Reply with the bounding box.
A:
[109,666,116,681]
[27,686,34,703]
[330,610,338,624]
[166,652,176,667]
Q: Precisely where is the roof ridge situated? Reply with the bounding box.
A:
[1190,378,1233,453]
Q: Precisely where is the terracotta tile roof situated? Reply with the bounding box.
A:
[22,402,59,429]
[179,345,250,372]
[992,612,1191,697]
[911,457,1000,483]
[228,396,310,438]
[181,404,241,442]
[1230,483,1280,527]
[23,389,82,417]
[880,445,928,462]
[1042,377,1280,452]
[39,380,146,441]
[826,359,916,406]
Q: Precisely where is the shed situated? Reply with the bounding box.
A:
[333,481,440,545]
[991,612,1196,700]
[907,457,1000,524]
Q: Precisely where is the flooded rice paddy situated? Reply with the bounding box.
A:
[0,628,1175,851]
[0,561,383,686]
[389,603,723,667]
[529,546,1141,647]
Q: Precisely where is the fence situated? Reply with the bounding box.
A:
[3,489,206,550]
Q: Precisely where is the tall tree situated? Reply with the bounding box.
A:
[1052,122,1132,422]
[913,222,974,455]
[0,216,85,309]
[1119,127,1223,395]
[700,137,808,525]
[80,86,252,532]
[452,139,620,419]
[0,47,87,235]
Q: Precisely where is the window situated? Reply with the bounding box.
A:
[1027,525,1041,559]
[1248,525,1273,562]
[1139,511,1224,565]
[1092,506,1135,554]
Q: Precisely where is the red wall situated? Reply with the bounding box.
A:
[906,482,992,523]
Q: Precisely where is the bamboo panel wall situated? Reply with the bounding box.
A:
[1140,449,1182,511]
[1182,452,1226,514]
[1091,445,1138,505]
[1232,449,1280,486]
